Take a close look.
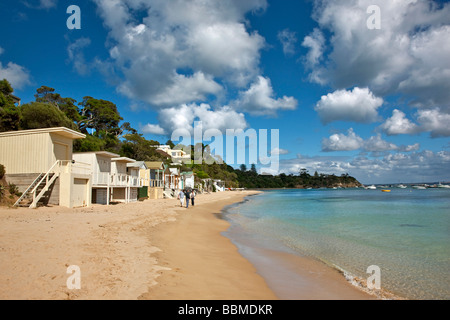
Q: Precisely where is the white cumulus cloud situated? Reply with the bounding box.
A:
[156,103,248,136]
[0,49,31,89]
[304,0,450,140]
[233,76,298,116]
[380,109,421,136]
[322,128,364,152]
[305,0,450,107]
[141,123,166,136]
[417,109,450,138]
[92,0,268,107]
[322,129,420,153]
[315,87,383,124]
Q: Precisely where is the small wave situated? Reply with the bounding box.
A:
[331,264,406,300]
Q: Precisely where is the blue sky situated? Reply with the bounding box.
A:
[1,0,449,184]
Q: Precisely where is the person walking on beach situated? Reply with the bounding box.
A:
[190,189,196,206]
[184,189,191,208]
[177,189,185,207]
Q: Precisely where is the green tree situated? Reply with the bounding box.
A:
[35,86,61,106]
[34,86,82,124]
[113,122,137,138]
[78,96,123,134]
[119,133,166,161]
[59,97,82,123]
[73,134,105,152]
[166,140,175,149]
[0,79,20,132]
[19,102,77,130]
[0,79,13,96]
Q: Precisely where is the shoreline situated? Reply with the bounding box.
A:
[139,191,277,300]
[221,192,402,300]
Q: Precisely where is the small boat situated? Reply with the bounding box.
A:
[397,184,407,189]
[437,183,450,189]
[365,185,377,190]
[412,185,427,190]
[382,190,391,193]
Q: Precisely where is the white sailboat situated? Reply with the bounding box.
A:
[364,185,377,190]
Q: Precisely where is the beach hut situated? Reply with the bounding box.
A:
[72,151,119,205]
[181,171,195,190]
[0,127,91,208]
[111,157,139,203]
[127,161,145,201]
[141,161,165,199]
[169,167,182,190]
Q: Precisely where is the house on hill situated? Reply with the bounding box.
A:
[154,145,191,163]
[0,127,91,208]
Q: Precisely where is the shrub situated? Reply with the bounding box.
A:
[8,183,20,196]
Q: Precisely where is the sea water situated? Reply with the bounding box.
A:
[222,188,450,300]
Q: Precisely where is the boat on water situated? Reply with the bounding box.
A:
[382,190,391,193]
[437,183,450,189]
[412,185,427,190]
[365,185,377,190]
[397,184,407,189]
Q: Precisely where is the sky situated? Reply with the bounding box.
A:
[1,0,449,184]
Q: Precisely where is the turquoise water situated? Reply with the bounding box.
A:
[223,189,450,300]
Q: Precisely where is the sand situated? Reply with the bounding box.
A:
[0,190,374,300]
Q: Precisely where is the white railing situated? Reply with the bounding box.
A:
[129,176,140,188]
[111,173,128,187]
[93,172,110,185]
[92,171,147,188]
[150,179,164,188]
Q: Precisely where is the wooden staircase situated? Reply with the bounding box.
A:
[163,189,175,199]
[14,161,61,208]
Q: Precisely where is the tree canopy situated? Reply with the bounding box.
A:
[19,102,78,131]
[0,79,20,132]
[78,96,123,134]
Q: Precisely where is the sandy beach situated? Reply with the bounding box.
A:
[0,190,373,300]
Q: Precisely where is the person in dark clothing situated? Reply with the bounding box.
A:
[190,189,196,206]
[184,189,191,208]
